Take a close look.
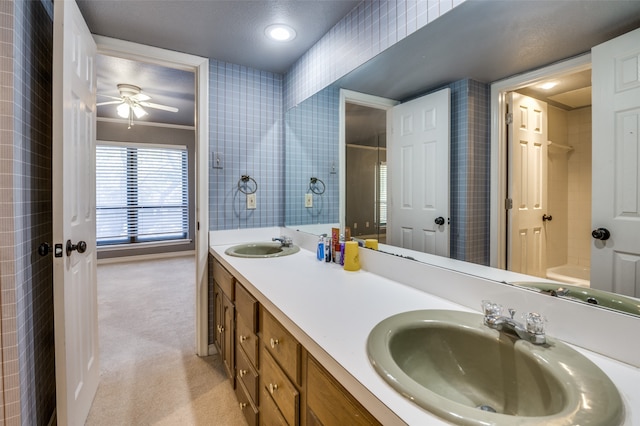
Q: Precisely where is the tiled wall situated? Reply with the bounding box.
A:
[284,0,466,110]
[1,0,56,424]
[0,0,18,421]
[208,60,284,230]
[449,79,490,265]
[545,105,592,270]
[284,86,340,226]
[567,107,592,267]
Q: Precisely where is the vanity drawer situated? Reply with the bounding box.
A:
[236,345,259,405]
[261,348,299,426]
[236,283,258,332]
[237,315,259,368]
[260,387,288,426]
[236,379,259,426]
[213,259,234,298]
[261,308,301,384]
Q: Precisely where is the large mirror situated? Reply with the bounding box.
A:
[284,1,640,316]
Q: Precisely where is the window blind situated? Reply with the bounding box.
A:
[96,144,188,246]
[379,163,388,225]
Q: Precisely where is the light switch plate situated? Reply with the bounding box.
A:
[247,193,257,209]
[305,193,313,208]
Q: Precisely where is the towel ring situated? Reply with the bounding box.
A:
[238,175,258,195]
[309,177,326,195]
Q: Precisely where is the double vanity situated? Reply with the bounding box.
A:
[209,227,640,425]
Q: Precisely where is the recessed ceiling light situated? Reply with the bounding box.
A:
[539,81,559,90]
[265,24,296,42]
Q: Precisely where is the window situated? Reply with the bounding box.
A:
[378,163,387,225]
[96,143,189,246]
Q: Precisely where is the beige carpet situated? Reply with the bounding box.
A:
[86,256,247,426]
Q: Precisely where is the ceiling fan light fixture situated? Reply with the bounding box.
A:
[265,24,296,42]
[116,103,130,119]
[132,104,147,118]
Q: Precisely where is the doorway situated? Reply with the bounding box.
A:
[95,36,210,355]
[491,54,593,286]
[345,103,388,242]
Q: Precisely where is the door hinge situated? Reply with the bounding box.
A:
[505,112,513,125]
[505,198,513,210]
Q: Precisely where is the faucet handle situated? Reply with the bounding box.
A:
[481,300,502,317]
[525,312,546,335]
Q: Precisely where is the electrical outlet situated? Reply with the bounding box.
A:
[353,222,358,229]
[365,221,370,228]
[305,193,313,208]
[247,193,257,209]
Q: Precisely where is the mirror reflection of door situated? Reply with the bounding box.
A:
[345,103,388,243]
[506,70,593,289]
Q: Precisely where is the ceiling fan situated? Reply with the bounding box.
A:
[97,84,179,128]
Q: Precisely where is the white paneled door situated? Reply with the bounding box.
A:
[592,28,640,297]
[507,92,548,277]
[387,88,450,257]
[53,1,99,424]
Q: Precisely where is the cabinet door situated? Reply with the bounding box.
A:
[213,284,223,353]
[307,356,381,426]
[222,292,235,382]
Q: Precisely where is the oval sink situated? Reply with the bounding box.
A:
[225,242,300,258]
[367,310,624,425]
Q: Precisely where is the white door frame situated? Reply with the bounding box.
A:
[489,54,591,269]
[95,36,210,356]
[339,89,398,230]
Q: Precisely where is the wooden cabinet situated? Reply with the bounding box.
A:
[212,259,235,384]
[306,356,381,426]
[211,256,380,426]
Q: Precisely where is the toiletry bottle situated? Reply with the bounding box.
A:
[324,236,332,262]
[317,234,325,261]
[339,234,345,266]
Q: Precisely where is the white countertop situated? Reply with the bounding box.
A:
[209,228,640,425]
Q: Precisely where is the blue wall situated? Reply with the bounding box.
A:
[284,86,340,226]
[208,60,285,230]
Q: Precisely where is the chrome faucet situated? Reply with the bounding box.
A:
[272,236,293,247]
[482,300,546,345]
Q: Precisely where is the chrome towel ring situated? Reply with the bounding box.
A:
[309,177,325,195]
[238,175,258,194]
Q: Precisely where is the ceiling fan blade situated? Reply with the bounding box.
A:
[139,101,179,113]
[97,94,123,101]
[131,93,151,102]
[96,100,123,106]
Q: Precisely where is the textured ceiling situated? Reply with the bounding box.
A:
[77,0,361,75]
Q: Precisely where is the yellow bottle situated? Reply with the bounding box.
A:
[343,241,360,271]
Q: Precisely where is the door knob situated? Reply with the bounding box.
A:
[434,217,445,226]
[542,214,553,222]
[38,242,50,256]
[66,239,87,256]
[591,228,611,241]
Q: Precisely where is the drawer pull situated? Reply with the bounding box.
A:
[217,325,224,334]
[270,337,279,348]
[239,369,247,378]
[239,334,248,343]
[239,402,247,410]
[269,383,279,394]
